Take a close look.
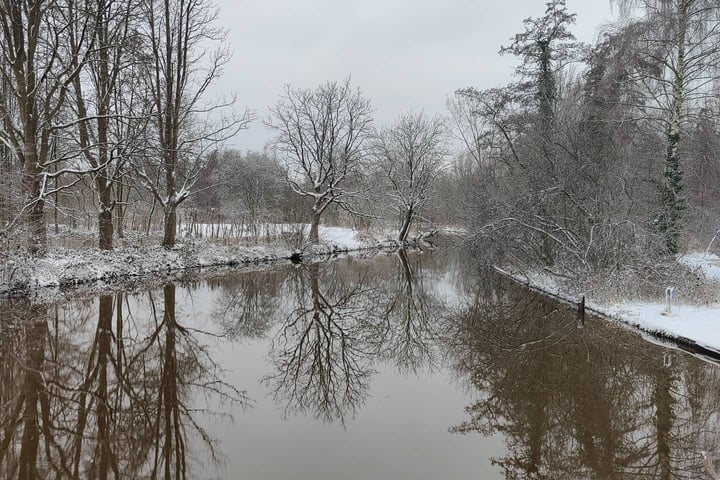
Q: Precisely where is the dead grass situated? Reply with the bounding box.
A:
[581,257,720,306]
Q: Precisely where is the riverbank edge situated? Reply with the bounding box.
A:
[0,236,434,301]
[494,266,720,363]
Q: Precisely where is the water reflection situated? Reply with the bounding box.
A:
[0,286,245,479]
[448,277,720,479]
[210,269,284,340]
[264,262,379,424]
[261,252,457,424]
[375,249,447,373]
[0,302,52,478]
[1,252,720,478]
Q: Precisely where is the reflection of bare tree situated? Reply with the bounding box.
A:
[264,263,376,424]
[210,269,285,340]
[0,284,246,479]
[375,249,445,373]
[0,303,64,478]
[71,294,120,478]
[155,284,187,477]
[138,283,247,478]
[447,277,720,479]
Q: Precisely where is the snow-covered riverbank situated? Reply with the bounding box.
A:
[501,252,720,357]
[1,226,428,298]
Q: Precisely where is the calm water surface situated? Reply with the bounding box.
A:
[1,250,720,479]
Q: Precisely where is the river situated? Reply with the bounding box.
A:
[1,249,719,479]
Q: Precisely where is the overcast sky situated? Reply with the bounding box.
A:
[211,0,620,151]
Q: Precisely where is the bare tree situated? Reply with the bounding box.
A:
[447,94,504,172]
[0,0,96,253]
[134,0,251,248]
[267,78,374,245]
[70,0,138,250]
[211,149,288,229]
[373,112,447,241]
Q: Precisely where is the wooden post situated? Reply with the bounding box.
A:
[577,295,585,327]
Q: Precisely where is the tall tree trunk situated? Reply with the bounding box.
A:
[660,1,687,255]
[116,292,123,378]
[95,8,114,251]
[157,283,186,478]
[162,204,177,248]
[538,41,555,140]
[310,263,321,312]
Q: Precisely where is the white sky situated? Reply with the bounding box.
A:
[210,0,620,151]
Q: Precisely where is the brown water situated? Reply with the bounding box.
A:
[1,250,719,479]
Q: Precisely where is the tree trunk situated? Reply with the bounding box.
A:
[116,292,124,378]
[24,140,46,254]
[538,41,555,139]
[659,0,688,255]
[27,199,46,256]
[398,248,413,298]
[398,207,413,242]
[53,159,59,235]
[115,182,125,239]
[310,211,321,245]
[162,205,177,248]
[159,283,186,478]
[98,207,113,250]
[95,9,113,252]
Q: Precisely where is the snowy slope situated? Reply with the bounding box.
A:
[511,252,720,355]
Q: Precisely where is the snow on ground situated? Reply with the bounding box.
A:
[317,226,363,249]
[511,252,720,355]
[179,222,301,239]
[178,223,368,247]
[604,252,720,352]
[177,222,383,250]
[0,225,423,297]
[681,252,720,281]
[602,302,720,352]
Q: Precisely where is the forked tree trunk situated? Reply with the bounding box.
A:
[398,207,413,242]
